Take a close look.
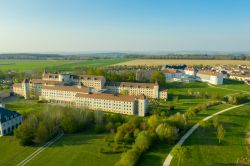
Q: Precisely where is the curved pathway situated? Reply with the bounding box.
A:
[163,102,250,166]
[17,131,64,166]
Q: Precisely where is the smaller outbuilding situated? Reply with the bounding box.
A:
[0,106,22,136]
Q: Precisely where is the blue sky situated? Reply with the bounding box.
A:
[0,0,249,53]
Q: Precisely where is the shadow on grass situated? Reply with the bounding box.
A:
[137,141,174,166]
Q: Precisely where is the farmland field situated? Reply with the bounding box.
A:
[0,60,77,71]
[0,58,130,71]
[114,59,250,66]
[48,58,130,71]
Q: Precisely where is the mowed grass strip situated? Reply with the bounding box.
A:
[26,133,121,166]
[114,59,250,66]
[170,104,250,166]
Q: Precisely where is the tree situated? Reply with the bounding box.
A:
[150,71,165,85]
[60,114,78,133]
[134,131,153,151]
[156,123,178,142]
[34,122,49,143]
[14,115,38,145]
[172,145,188,166]
[217,124,225,144]
[147,115,160,130]
[212,116,219,128]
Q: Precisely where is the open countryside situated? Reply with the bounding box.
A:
[114,59,250,66]
[0,58,130,71]
[1,1,250,166]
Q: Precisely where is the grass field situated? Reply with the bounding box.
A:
[114,59,250,66]
[48,58,130,71]
[138,104,233,166]
[170,104,250,166]
[25,133,121,166]
[0,136,39,166]
[0,60,77,71]
[6,99,51,114]
[166,82,249,99]
[139,81,249,166]
[0,58,130,72]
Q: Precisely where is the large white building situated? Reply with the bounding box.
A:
[162,68,184,82]
[0,107,22,136]
[12,71,170,116]
[196,71,223,85]
[75,93,147,116]
[39,85,147,116]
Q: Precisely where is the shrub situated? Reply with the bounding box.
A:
[156,123,178,142]
[226,94,249,105]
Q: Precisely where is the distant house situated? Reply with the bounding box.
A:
[0,107,22,136]
[162,68,184,82]
[196,70,223,85]
[229,74,250,85]
[184,67,197,77]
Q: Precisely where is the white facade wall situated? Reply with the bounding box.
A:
[197,74,223,85]
[0,116,22,136]
[40,89,78,103]
[75,97,136,115]
[184,70,195,76]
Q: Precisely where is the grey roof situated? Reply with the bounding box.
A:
[0,107,21,123]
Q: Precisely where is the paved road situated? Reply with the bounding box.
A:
[163,102,250,166]
[17,132,64,166]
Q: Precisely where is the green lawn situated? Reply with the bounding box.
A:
[171,104,250,166]
[26,133,121,166]
[138,103,233,166]
[6,99,51,114]
[0,136,39,166]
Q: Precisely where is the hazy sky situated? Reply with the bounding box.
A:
[0,0,250,53]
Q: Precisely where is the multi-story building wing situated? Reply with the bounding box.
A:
[196,71,223,85]
[0,107,22,136]
[42,71,71,84]
[12,79,30,99]
[80,75,106,90]
[40,85,90,104]
[105,81,161,99]
[13,79,62,99]
[29,79,62,98]
[75,93,147,116]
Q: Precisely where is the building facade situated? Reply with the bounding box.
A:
[0,107,22,136]
[80,75,106,90]
[162,68,184,82]
[196,71,223,85]
[105,81,167,99]
[75,93,147,116]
